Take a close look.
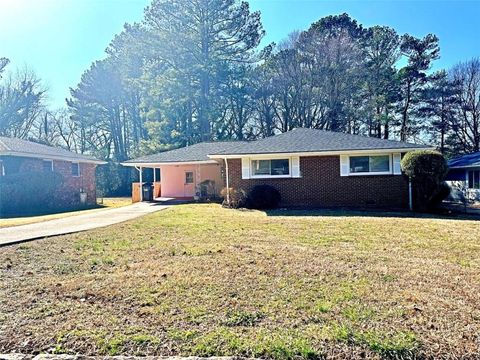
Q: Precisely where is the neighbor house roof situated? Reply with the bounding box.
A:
[0,137,106,164]
[208,128,431,157]
[122,141,245,166]
[448,152,480,168]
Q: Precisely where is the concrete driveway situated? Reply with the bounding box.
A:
[0,202,169,246]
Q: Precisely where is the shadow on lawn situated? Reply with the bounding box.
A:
[263,206,480,221]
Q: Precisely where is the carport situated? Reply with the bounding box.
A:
[122,160,223,202]
[120,142,237,202]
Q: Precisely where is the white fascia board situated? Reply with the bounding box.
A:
[207,147,434,159]
[448,164,480,169]
[0,151,106,165]
[120,160,219,167]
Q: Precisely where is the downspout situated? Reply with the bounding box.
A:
[408,176,413,211]
[224,158,230,205]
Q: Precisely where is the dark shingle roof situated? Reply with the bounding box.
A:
[123,128,430,164]
[448,152,480,168]
[123,141,245,164]
[0,137,105,164]
[209,128,430,155]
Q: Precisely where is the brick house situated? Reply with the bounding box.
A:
[123,128,431,209]
[0,137,105,212]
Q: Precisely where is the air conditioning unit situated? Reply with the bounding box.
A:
[80,191,87,204]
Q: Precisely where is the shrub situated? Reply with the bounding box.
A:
[401,150,450,211]
[220,187,247,209]
[247,184,281,209]
[0,171,64,216]
[197,180,217,201]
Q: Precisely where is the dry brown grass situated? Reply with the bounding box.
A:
[0,204,479,359]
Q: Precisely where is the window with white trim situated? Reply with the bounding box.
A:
[71,162,80,177]
[349,155,391,174]
[251,159,290,177]
[468,170,480,189]
[43,160,53,172]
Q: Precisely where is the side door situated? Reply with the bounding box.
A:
[183,170,195,197]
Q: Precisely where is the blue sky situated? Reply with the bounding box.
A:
[0,0,478,108]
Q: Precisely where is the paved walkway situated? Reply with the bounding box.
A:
[0,202,170,247]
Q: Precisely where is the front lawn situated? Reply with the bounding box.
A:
[0,204,479,359]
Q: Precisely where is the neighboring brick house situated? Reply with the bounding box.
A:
[0,137,105,211]
[123,128,431,209]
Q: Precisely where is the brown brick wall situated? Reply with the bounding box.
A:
[52,160,97,206]
[227,156,409,209]
[13,157,97,207]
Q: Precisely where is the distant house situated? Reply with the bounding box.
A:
[123,128,431,209]
[446,152,480,201]
[0,137,105,211]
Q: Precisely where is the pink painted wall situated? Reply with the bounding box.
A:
[160,162,223,198]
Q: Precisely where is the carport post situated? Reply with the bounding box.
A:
[139,166,143,202]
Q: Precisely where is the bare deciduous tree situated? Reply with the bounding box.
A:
[449,58,480,153]
[0,66,47,138]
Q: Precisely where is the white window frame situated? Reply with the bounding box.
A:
[71,162,81,177]
[42,159,54,172]
[347,154,393,176]
[468,169,480,189]
[0,160,4,176]
[250,157,292,179]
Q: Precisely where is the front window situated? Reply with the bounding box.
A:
[350,155,390,174]
[468,170,480,189]
[185,171,194,184]
[251,159,290,176]
[71,163,80,177]
[43,160,53,172]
